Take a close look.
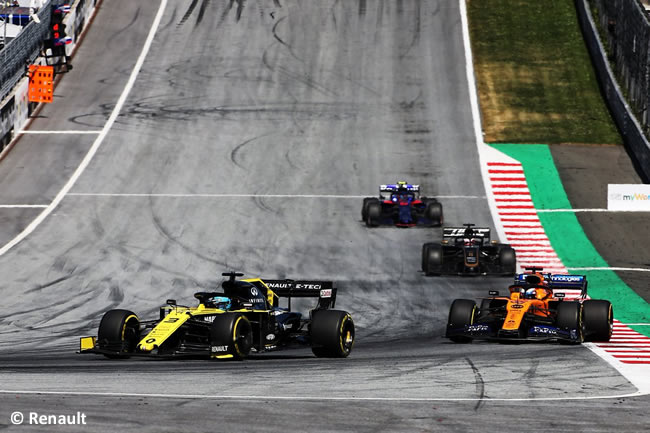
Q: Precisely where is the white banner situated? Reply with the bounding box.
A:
[608,184,650,210]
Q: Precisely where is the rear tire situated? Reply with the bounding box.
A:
[423,200,443,226]
[422,243,443,276]
[446,299,476,343]
[97,309,140,358]
[556,301,583,344]
[498,247,517,275]
[210,313,253,360]
[365,202,382,227]
[311,310,355,357]
[583,300,613,342]
[361,197,377,221]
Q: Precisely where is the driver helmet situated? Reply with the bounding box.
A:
[524,288,537,299]
[211,296,231,310]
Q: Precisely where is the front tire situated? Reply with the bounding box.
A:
[210,313,253,360]
[556,301,583,344]
[97,309,140,358]
[583,300,613,342]
[311,310,355,357]
[446,299,476,343]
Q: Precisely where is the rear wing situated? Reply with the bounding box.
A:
[263,280,337,309]
[513,273,588,296]
[443,227,491,241]
[379,184,419,198]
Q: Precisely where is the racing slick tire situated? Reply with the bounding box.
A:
[422,243,443,276]
[446,299,477,343]
[365,201,382,227]
[423,199,443,226]
[362,198,378,221]
[97,309,140,358]
[556,301,584,344]
[582,300,613,342]
[498,247,517,275]
[210,313,253,360]
[311,310,355,358]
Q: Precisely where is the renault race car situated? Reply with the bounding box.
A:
[79,272,355,360]
[361,182,443,227]
[422,223,516,276]
[445,268,613,343]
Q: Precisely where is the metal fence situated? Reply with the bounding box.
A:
[577,0,650,181]
[0,1,53,103]
[591,0,650,134]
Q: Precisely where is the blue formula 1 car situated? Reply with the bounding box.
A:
[361,182,443,227]
[445,268,613,344]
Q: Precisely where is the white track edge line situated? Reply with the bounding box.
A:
[18,130,102,134]
[0,0,168,257]
[567,267,650,272]
[65,193,485,199]
[0,389,646,402]
[459,0,508,246]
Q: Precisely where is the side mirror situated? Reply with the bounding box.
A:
[166,299,177,306]
[489,290,499,296]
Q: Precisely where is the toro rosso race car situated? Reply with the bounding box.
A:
[445,268,613,343]
[79,272,355,360]
[422,224,516,276]
[361,182,442,227]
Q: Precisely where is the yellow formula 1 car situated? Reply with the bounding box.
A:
[79,272,355,360]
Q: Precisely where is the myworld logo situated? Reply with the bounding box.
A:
[608,184,650,210]
[622,193,649,201]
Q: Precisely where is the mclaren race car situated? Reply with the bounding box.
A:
[445,268,613,343]
[361,181,443,227]
[422,223,516,276]
[79,272,355,360]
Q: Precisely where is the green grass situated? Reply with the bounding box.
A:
[467,0,621,145]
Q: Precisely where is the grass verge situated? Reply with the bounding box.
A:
[467,0,621,145]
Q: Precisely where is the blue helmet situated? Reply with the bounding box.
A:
[211,296,231,310]
[524,288,537,299]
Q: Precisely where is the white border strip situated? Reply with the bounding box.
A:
[568,267,650,273]
[18,130,102,135]
[0,389,645,402]
[458,0,508,246]
[66,193,485,199]
[0,0,168,257]
[537,208,650,213]
[0,205,48,208]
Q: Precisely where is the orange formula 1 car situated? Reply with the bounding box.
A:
[445,268,613,343]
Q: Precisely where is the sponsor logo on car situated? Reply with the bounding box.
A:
[511,304,524,309]
[530,326,557,335]
[211,345,228,353]
[467,324,489,332]
[320,289,332,298]
[551,275,584,282]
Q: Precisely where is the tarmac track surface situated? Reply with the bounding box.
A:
[0,0,647,431]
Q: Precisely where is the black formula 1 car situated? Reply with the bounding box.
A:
[422,224,516,276]
[445,269,613,343]
[79,272,355,360]
[361,182,443,227]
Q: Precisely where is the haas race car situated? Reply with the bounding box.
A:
[422,224,516,276]
[361,182,443,227]
[445,268,613,343]
[79,272,355,360]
